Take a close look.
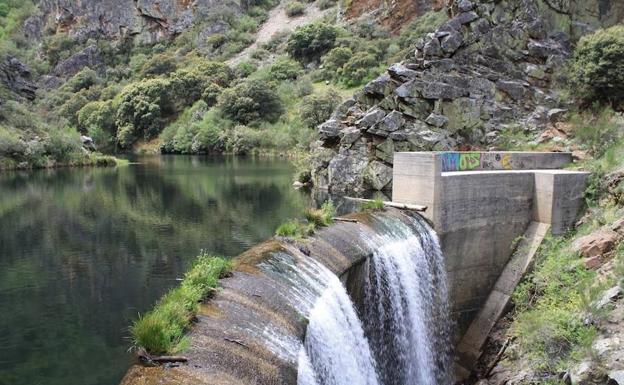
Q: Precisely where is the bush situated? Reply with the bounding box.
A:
[341,51,378,86]
[217,79,284,124]
[570,26,624,106]
[224,125,261,155]
[287,22,338,62]
[317,0,336,10]
[139,53,178,77]
[304,201,335,227]
[169,60,233,106]
[361,197,385,210]
[131,254,231,354]
[267,57,302,81]
[201,83,223,106]
[398,10,448,49]
[275,220,315,238]
[59,92,91,127]
[66,68,99,92]
[300,89,342,128]
[45,126,83,163]
[285,1,305,17]
[321,46,352,79]
[115,78,173,145]
[569,106,621,156]
[235,60,258,78]
[78,100,116,148]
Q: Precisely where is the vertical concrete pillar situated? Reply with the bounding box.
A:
[533,171,589,235]
[392,152,442,225]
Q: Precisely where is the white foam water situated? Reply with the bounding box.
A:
[362,214,452,385]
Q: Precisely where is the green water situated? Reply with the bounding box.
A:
[0,155,312,385]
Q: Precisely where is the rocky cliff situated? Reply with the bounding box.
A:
[24,0,242,45]
[310,0,624,193]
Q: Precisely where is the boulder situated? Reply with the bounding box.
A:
[421,82,466,99]
[376,111,405,133]
[425,113,449,127]
[423,37,443,57]
[387,63,418,81]
[357,108,387,129]
[441,30,464,53]
[573,229,621,258]
[547,108,568,123]
[318,119,342,140]
[363,161,393,190]
[496,80,525,101]
[364,74,398,97]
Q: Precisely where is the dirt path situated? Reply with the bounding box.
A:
[228,2,334,65]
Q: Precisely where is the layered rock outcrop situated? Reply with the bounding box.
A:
[26,0,242,44]
[310,0,624,193]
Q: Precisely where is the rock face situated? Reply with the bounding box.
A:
[29,0,242,44]
[309,0,624,194]
[0,56,37,100]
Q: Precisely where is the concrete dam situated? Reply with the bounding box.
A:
[121,151,587,385]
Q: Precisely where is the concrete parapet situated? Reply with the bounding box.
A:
[392,152,589,333]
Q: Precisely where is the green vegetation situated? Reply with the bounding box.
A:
[570,25,624,106]
[287,22,338,63]
[285,1,306,17]
[131,254,232,354]
[361,198,385,211]
[276,200,335,238]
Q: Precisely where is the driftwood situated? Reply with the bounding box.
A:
[137,348,188,366]
[485,337,512,377]
[345,197,427,212]
[224,337,248,348]
[333,217,358,223]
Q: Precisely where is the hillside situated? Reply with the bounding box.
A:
[0,0,446,170]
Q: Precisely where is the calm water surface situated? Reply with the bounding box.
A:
[0,155,312,385]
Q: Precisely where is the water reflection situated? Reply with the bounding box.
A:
[0,155,311,385]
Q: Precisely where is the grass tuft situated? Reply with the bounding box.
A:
[131,253,232,355]
[304,201,335,227]
[361,197,385,211]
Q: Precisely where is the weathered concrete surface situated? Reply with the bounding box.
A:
[456,221,551,374]
[393,151,588,331]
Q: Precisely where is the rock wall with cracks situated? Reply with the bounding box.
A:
[24,0,243,45]
[309,0,624,194]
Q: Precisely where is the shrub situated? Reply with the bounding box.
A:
[78,100,116,148]
[361,197,385,210]
[321,46,353,79]
[131,254,231,354]
[268,57,302,81]
[45,126,83,163]
[317,0,336,10]
[275,220,315,238]
[235,60,258,78]
[398,10,448,49]
[169,61,233,106]
[304,201,335,227]
[570,26,624,106]
[201,83,223,106]
[217,79,284,124]
[139,53,178,77]
[300,89,342,128]
[287,22,338,62]
[569,106,621,156]
[66,67,99,92]
[285,1,305,17]
[224,125,261,155]
[59,92,91,127]
[341,51,378,86]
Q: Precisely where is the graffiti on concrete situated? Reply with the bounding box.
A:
[440,152,515,171]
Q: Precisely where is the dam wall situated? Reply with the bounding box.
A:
[392,151,588,330]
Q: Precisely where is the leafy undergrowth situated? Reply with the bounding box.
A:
[131,254,232,355]
[500,112,624,380]
[276,200,335,239]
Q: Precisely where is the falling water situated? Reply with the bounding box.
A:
[259,251,379,385]
[362,214,452,385]
[261,213,451,385]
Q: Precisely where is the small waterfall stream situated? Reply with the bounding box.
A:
[296,214,451,385]
[254,213,451,385]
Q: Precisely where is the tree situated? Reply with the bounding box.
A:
[287,23,338,63]
[571,25,624,105]
[217,79,284,124]
[300,90,342,128]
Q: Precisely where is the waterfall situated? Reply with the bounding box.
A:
[298,214,451,385]
[362,214,452,385]
[261,214,451,385]
[259,251,380,385]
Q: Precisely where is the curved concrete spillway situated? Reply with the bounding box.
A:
[120,209,452,385]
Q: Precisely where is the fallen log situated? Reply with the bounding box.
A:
[344,197,427,212]
[137,348,188,365]
[333,217,358,223]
